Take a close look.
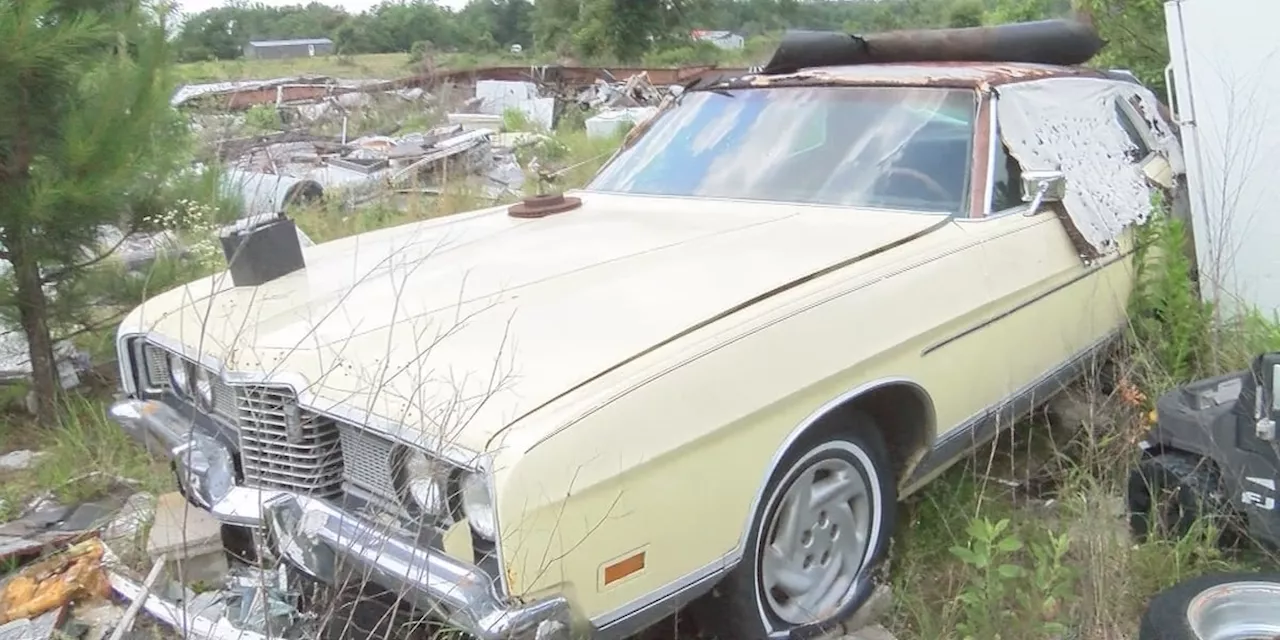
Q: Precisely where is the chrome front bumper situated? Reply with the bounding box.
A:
[108,398,572,640]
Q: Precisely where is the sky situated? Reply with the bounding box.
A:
[175,0,471,17]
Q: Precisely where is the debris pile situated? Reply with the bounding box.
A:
[568,72,671,139]
[221,123,502,210]
[0,491,317,640]
[173,66,697,219]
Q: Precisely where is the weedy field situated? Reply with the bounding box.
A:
[1,109,1278,640]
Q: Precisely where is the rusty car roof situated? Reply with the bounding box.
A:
[735,61,1113,90]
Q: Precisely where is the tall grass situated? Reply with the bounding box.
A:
[889,202,1280,640]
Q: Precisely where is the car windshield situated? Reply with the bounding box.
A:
[587,85,979,214]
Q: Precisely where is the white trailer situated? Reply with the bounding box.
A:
[1165,0,1280,319]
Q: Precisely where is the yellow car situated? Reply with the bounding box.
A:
[109,49,1183,640]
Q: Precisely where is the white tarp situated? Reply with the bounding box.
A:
[996,76,1182,257]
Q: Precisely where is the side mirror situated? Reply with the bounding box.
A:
[1256,353,1280,441]
[1020,169,1067,216]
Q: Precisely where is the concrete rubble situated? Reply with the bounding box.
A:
[0,451,46,473]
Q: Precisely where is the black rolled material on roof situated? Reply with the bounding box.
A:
[761,18,1106,76]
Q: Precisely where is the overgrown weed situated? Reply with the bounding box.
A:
[891,201,1280,639]
[0,394,171,521]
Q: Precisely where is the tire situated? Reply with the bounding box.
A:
[1139,571,1280,640]
[1126,451,1237,545]
[696,413,897,640]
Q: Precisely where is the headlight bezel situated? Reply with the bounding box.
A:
[457,469,497,541]
[396,448,451,520]
[167,353,191,396]
[192,366,215,409]
[394,445,498,541]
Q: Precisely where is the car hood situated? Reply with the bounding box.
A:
[124,191,945,453]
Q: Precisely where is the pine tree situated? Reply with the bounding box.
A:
[0,0,187,424]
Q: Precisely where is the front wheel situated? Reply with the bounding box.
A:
[697,416,896,640]
[1139,572,1280,640]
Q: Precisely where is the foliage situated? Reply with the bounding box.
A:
[0,394,172,523]
[949,517,1027,640]
[948,0,986,27]
[170,0,1116,66]
[1076,0,1171,94]
[1123,194,1280,392]
[175,0,532,62]
[1016,530,1076,638]
[501,107,534,132]
[0,0,190,423]
[1127,199,1213,386]
[243,103,282,131]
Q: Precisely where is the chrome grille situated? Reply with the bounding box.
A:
[237,385,344,498]
[134,340,418,508]
[338,425,399,496]
[142,344,170,389]
[211,377,238,419]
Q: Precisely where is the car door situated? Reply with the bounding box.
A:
[957,90,1143,407]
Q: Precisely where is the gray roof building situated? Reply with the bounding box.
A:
[244,38,335,60]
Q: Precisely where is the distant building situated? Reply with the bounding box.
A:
[691,30,745,50]
[243,38,335,60]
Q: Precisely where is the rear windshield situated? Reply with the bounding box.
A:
[587,85,979,214]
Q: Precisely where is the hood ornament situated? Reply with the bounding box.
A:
[508,193,583,219]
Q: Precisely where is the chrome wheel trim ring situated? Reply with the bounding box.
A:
[754,440,881,628]
[1186,580,1280,640]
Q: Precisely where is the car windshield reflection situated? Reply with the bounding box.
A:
[587,85,979,214]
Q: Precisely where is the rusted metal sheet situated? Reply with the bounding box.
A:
[220,85,353,110]
[177,78,374,111]
[180,64,745,112]
[401,64,746,91]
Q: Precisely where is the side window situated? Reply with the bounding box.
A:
[1113,97,1153,162]
[990,139,1024,212]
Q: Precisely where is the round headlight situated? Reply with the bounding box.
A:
[193,367,214,409]
[401,453,446,515]
[168,354,190,395]
[459,472,496,540]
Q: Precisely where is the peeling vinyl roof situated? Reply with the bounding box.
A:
[734,61,1113,90]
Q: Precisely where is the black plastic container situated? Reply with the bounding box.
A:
[218,213,306,287]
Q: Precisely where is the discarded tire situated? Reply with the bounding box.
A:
[1139,571,1280,640]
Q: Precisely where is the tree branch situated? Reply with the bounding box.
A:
[41,222,140,283]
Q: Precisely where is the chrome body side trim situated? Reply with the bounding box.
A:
[589,555,729,637]
[590,333,1118,633]
[904,328,1121,490]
